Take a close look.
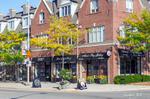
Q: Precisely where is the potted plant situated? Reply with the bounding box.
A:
[86,76,95,84]
[58,69,72,89]
[98,75,108,84]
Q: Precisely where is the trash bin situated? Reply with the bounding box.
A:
[32,78,41,88]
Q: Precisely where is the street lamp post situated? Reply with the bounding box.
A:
[26,0,30,84]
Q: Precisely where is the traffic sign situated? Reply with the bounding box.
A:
[27,50,31,58]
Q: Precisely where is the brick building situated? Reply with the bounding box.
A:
[31,0,150,83]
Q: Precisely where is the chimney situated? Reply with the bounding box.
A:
[22,4,31,14]
[0,13,3,20]
[9,9,16,17]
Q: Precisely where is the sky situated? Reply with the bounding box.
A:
[0,0,40,15]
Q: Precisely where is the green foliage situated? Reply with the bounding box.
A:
[31,16,83,55]
[118,10,150,52]
[0,31,26,65]
[86,76,95,84]
[59,69,72,81]
[114,75,150,84]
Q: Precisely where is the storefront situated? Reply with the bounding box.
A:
[78,52,109,79]
[32,57,51,81]
[119,49,144,75]
[52,55,77,81]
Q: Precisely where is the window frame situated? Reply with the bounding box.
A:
[88,26,104,43]
[23,17,28,28]
[9,20,15,30]
[126,0,133,13]
[61,5,71,17]
[90,0,99,13]
[39,12,45,24]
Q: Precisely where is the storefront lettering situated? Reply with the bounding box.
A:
[79,53,106,60]
[37,58,44,62]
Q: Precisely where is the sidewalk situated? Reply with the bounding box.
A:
[0,82,150,93]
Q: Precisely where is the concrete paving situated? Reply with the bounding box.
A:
[0,82,150,93]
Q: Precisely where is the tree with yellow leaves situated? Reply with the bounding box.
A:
[118,10,150,53]
[31,16,83,55]
[0,31,26,81]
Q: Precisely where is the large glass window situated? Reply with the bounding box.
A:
[61,5,71,17]
[126,0,133,12]
[88,26,104,43]
[90,0,99,13]
[39,12,45,24]
[87,60,107,76]
[120,56,141,74]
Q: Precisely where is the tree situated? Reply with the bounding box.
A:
[118,10,150,52]
[0,31,26,81]
[31,16,83,55]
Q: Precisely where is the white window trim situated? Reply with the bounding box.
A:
[39,12,45,24]
[119,25,125,38]
[90,0,99,13]
[22,16,28,28]
[126,0,133,13]
[60,4,71,17]
[88,26,104,43]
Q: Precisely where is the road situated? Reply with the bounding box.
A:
[0,89,149,99]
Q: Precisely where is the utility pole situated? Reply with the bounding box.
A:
[26,0,31,84]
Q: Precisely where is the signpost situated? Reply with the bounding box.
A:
[26,0,30,85]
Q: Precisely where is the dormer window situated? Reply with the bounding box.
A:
[39,12,45,24]
[0,23,1,32]
[126,0,133,13]
[8,20,14,30]
[90,0,99,13]
[23,17,28,28]
[61,5,71,17]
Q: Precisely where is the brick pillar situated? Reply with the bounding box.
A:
[108,46,119,83]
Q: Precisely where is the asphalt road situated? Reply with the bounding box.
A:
[0,89,150,99]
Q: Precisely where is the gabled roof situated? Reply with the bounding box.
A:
[34,0,53,16]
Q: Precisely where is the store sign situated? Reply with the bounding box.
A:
[118,49,145,57]
[53,55,77,63]
[37,58,44,62]
[32,57,51,62]
[78,53,106,60]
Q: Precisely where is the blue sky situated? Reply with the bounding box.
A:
[0,0,40,15]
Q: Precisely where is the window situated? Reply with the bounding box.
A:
[23,17,28,28]
[61,5,71,17]
[39,12,45,24]
[120,56,141,74]
[0,23,1,32]
[90,0,99,13]
[88,26,104,43]
[119,25,125,38]
[126,0,133,12]
[9,21,14,30]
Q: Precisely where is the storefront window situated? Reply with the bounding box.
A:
[87,60,107,76]
[120,56,141,74]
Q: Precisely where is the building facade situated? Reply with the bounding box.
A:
[31,0,150,83]
[0,4,36,81]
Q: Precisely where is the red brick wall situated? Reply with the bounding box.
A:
[31,0,52,58]
[78,0,114,44]
[78,0,144,83]
[31,0,51,36]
